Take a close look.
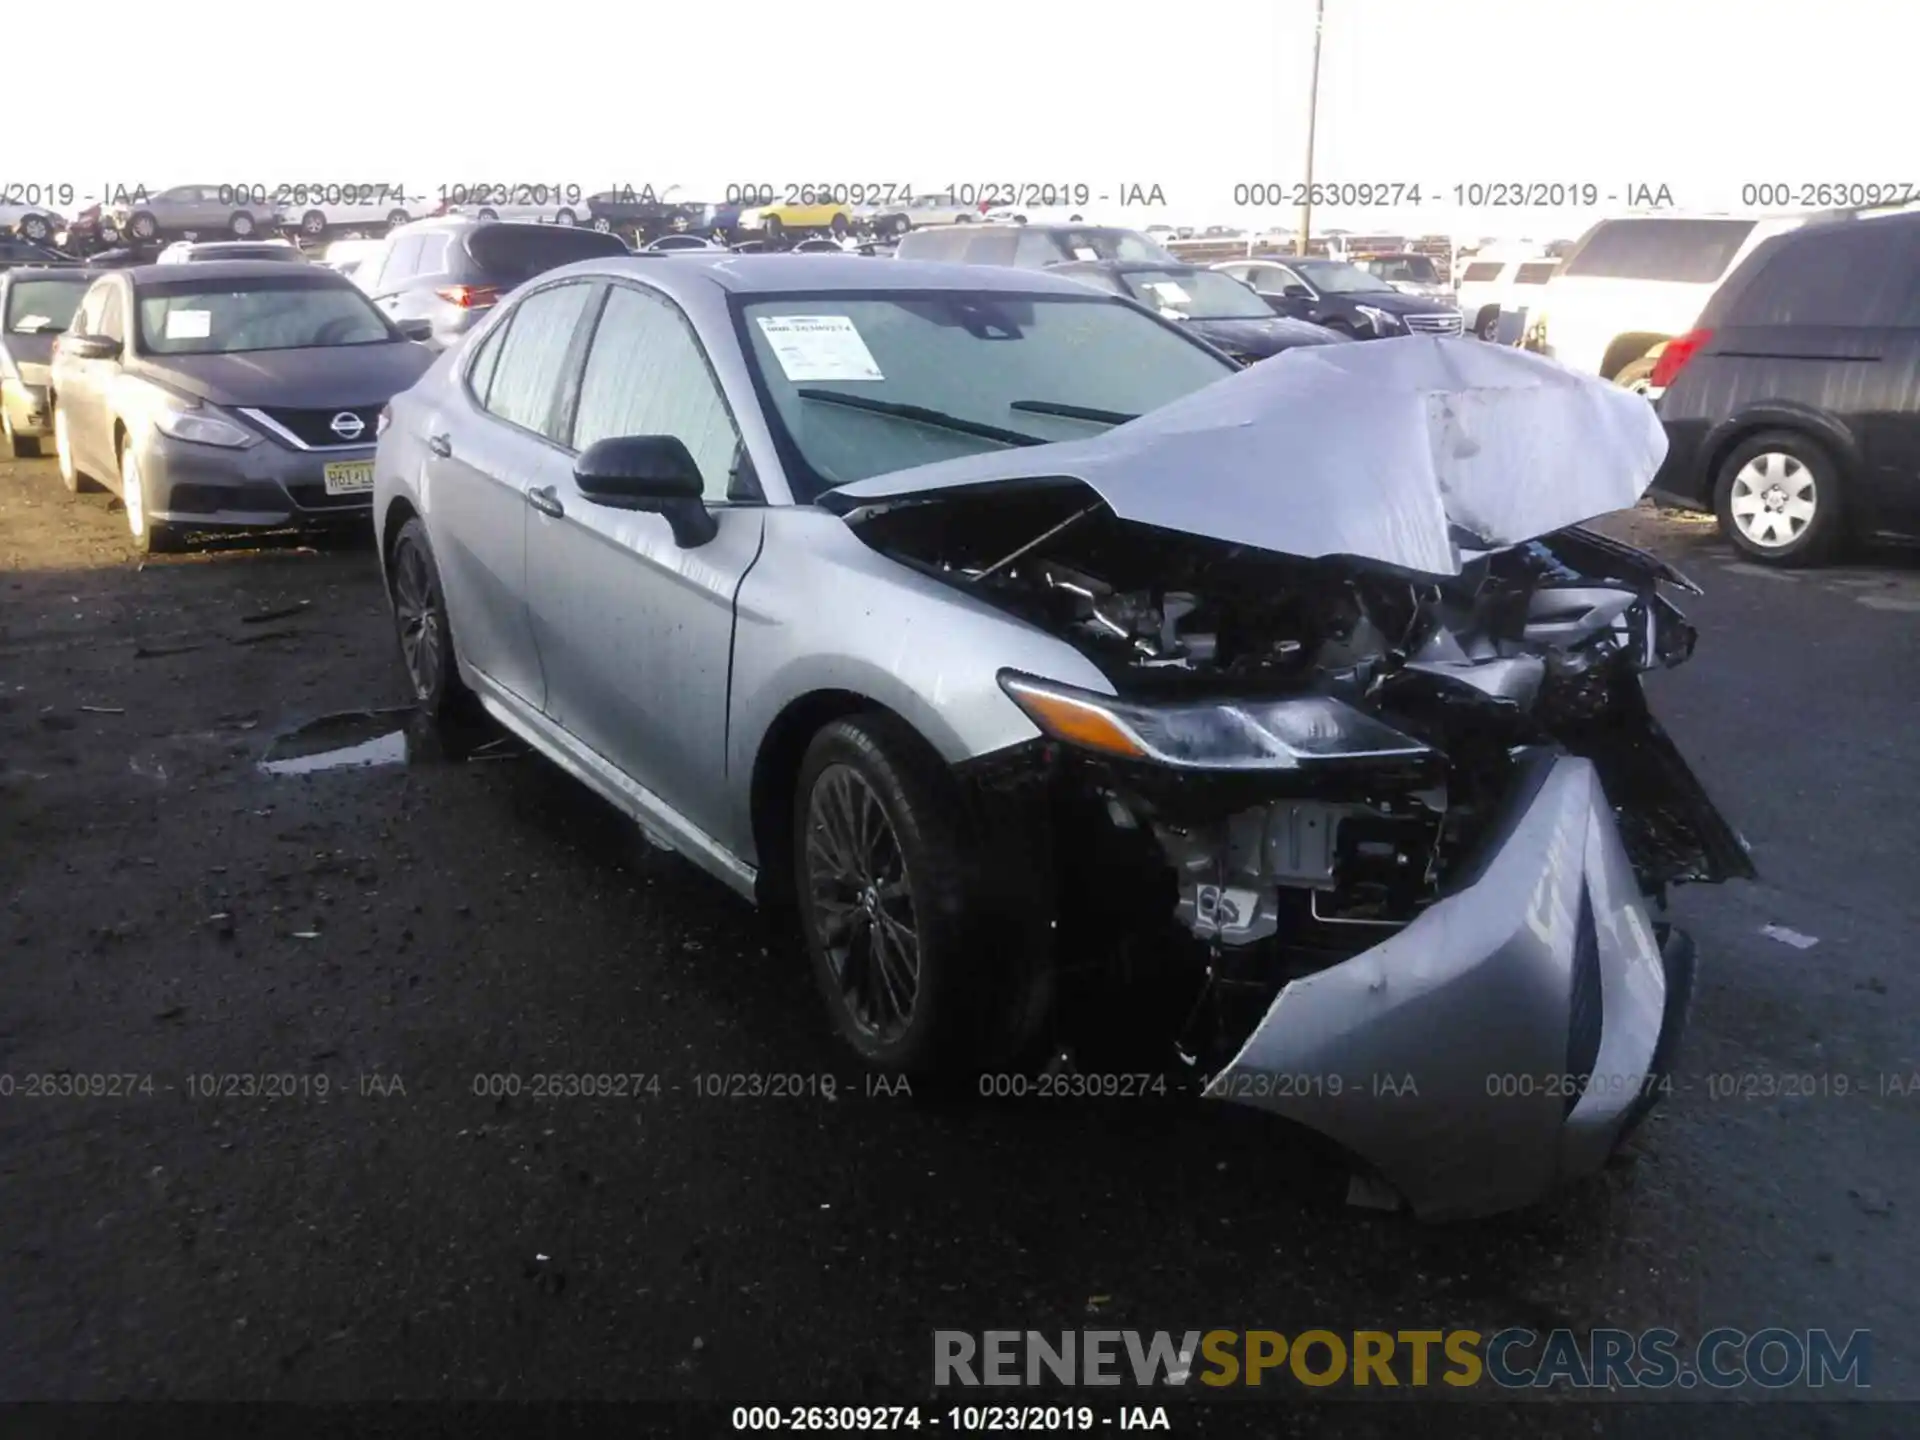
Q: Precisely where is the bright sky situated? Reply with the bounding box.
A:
[17,0,1909,240]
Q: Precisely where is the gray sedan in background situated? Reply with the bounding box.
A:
[48,261,435,552]
[372,255,1751,1219]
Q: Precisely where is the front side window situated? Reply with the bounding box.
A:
[571,284,742,503]
[97,287,126,343]
[481,280,595,438]
[1290,260,1395,294]
[1561,219,1757,283]
[737,290,1234,500]
[1733,224,1919,329]
[136,280,397,355]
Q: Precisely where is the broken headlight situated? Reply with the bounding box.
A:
[998,671,1431,772]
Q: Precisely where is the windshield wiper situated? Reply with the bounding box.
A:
[1009,399,1136,426]
[795,388,1046,447]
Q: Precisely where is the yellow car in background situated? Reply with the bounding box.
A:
[738,198,854,238]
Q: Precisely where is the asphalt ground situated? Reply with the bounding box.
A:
[2,449,1915,1437]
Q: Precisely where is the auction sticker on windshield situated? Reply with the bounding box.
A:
[164,310,211,340]
[1143,281,1192,306]
[323,460,374,495]
[755,314,884,381]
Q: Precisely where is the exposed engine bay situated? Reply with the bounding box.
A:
[845,478,1754,1060]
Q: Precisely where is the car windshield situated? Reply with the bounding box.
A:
[1364,256,1439,284]
[736,291,1235,501]
[136,279,395,355]
[5,278,89,333]
[1117,269,1272,320]
[1292,260,1396,294]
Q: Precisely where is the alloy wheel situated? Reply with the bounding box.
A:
[392,541,443,701]
[1728,451,1816,549]
[804,764,920,1044]
[120,445,146,537]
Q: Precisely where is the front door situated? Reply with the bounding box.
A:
[523,279,764,836]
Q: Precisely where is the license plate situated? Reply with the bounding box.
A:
[323,460,374,496]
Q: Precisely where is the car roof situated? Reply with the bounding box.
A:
[1051,259,1202,276]
[122,260,355,285]
[545,253,1105,297]
[1,266,99,284]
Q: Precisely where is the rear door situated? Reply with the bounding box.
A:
[522,279,763,835]
[425,278,600,708]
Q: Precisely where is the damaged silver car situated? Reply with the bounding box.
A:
[372,255,1753,1220]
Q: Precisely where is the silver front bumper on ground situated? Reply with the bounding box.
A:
[138,431,374,529]
[1204,753,1687,1220]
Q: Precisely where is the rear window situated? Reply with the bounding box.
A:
[1561,219,1757,283]
[1721,220,1920,329]
[1461,262,1505,283]
[894,229,969,260]
[1514,262,1558,285]
[464,225,628,285]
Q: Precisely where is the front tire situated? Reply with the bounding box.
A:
[3,407,39,457]
[1714,430,1843,567]
[128,212,159,241]
[554,208,577,227]
[230,211,257,238]
[794,714,1051,1078]
[21,213,52,243]
[830,213,850,237]
[388,518,466,717]
[386,209,411,228]
[300,209,327,237]
[118,440,177,554]
[476,207,498,221]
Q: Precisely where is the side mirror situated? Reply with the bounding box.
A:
[394,316,433,342]
[60,334,122,361]
[1281,284,1313,300]
[574,434,718,548]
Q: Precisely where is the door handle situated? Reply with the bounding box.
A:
[526,485,564,518]
[427,434,451,458]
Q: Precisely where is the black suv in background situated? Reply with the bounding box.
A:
[893,223,1179,267]
[1648,211,1920,566]
[350,219,629,350]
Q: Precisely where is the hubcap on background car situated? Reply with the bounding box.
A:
[392,543,442,700]
[1729,452,1816,548]
[804,764,920,1043]
[120,448,146,536]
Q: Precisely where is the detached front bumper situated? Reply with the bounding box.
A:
[1205,752,1689,1221]
[137,430,374,529]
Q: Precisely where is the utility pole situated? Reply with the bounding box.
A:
[1298,0,1326,256]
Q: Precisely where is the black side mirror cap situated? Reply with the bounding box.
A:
[573,434,718,548]
[395,317,433,342]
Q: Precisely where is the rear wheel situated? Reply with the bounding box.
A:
[300,209,327,237]
[389,518,467,717]
[554,208,577,226]
[794,713,1052,1078]
[763,215,785,241]
[229,211,257,237]
[1613,355,1659,395]
[20,213,52,243]
[1714,430,1843,567]
[830,213,850,236]
[52,402,94,491]
[128,212,159,241]
[476,207,498,221]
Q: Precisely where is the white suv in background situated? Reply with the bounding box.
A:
[1452,252,1556,339]
[1533,214,1810,381]
[279,191,428,239]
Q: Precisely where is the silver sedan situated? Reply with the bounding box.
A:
[371,255,1752,1220]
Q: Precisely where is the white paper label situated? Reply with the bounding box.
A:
[1072,247,1099,261]
[1144,281,1192,305]
[754,314,883,382]
[15,314,53,332]
[165,309,212,339]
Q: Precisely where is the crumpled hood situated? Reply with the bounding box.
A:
[1186,315,1348,356]
[827,336,1668,578]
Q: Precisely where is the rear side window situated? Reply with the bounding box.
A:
[1013,229,1063,267]
[1562,219,1757,283]
[1725,222,1920,328]
[1461,262,1505,283]
[380,236,427,288]
[963,231,1019,265]
[1515,262,1558,285]
[482,281,595,438]
[464,225,628,287]
[895,230,965,260]
[414,234,453,278]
